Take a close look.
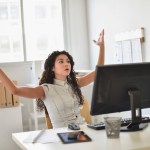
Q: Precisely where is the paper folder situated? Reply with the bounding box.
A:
[0,81,6,107]
[0,80,20,107]
[12,81,20,106]
[5,87,13,107]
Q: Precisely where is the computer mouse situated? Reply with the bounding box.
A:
[68,122,80,130]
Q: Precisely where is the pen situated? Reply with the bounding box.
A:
[32,129,45,143]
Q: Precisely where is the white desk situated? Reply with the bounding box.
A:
[12,124,150,150]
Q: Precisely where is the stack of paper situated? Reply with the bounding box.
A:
[23,128,69,144]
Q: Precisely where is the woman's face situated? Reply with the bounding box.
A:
[52,54,71,80]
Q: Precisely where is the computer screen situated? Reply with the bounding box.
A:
[90,62,150,131]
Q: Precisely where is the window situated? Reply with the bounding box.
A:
[23,0,64,61]
[0,0,64,63]
[0,0,24,63]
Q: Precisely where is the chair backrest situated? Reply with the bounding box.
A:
[44,105,53,129]
[80,99,92,124]
[44,99,92,129]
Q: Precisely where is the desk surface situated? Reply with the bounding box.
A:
[12,124,150,150]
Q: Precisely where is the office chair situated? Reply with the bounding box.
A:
[44,99,92,129]
[44,105,53,129]
[80,99,92,124]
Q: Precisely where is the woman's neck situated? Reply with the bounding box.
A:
[54,76,67,81]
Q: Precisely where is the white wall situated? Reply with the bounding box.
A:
[86,0,150,68]
[85,0,150,122]
[0,105,23,150]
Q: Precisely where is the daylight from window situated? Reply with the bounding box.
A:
[0,0,64,63]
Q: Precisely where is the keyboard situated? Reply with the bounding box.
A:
[87,117,150,130]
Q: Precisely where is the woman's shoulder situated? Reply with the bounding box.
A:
[41,83,54,91]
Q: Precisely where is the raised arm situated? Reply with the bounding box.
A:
[93,29,105,65]
[0,68,45,99]
[78,29,105,87]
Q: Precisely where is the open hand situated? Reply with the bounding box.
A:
[93,29,104,46]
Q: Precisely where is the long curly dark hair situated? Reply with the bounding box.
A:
[37,50,84,111]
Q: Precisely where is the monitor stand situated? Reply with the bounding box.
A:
[120,90,148,132]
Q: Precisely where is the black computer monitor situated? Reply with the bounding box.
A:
[90,62,150,131]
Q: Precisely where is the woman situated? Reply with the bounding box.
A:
[0,29,105,128]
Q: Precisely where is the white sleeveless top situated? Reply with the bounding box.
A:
[42,79,85,128]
